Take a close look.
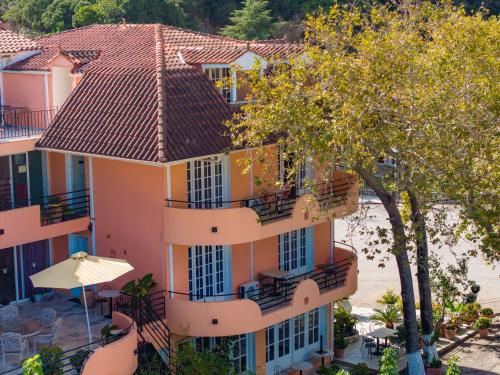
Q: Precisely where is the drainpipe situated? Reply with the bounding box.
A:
[89,157,96,256]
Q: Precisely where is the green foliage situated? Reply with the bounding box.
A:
[377,289,400,305]
[121,273,157,298]
[371,306,401,329]
[336,370,350,375]
[379,347,398,375]
[461,303,481,322]
[69,349,92,371]
[473,317,491,329]
[220,0,281,40]
[334,307,358,336]
[480,307,494,316]
[317,363,341,375]
[446,355,461,375]
[334,335,347,349]
[38,346,64,375]
[171,340,236,375]
[22,354,43,375]
[41,0,87,32]
[428,358,443,368]
[350,363,370,375]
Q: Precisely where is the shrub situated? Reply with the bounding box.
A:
[336,370,350,375]
[22,354,43,375]
[121,273,157,298]
[371,305,400,328]
[379,347,398,375]
[461,303,481,322]
[39,346,64,375]
[334,307,358,336]
[480,307,493,316]
[377,289,400,305]
[446,355,461,375]
[334,335,348,349]
[317,363,341,375]
[70,349,92,372]
[351,363,370,375]
[473,317,491,330]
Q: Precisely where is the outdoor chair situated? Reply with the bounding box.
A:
[33,318,62,351]
[94,284,111,316]
[0,332,29,367]
[0,305,19,322]
[361,339,376,360]
[39,307,57,328]
[359,328,375,353]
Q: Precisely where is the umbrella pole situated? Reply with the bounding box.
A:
[81,285,93,343]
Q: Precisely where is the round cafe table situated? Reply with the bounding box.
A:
[98,289,120,319]
[369,326,397,356]
[291,361,313,375]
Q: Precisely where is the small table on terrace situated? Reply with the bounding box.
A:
[260,269,291,296]
[98,289,120,319]
[369,327,397,356]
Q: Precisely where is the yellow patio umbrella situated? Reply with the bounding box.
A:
[29,251,134,343]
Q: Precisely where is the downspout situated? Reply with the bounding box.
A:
[89,157,96,256]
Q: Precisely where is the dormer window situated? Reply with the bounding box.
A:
[203,66,234,103]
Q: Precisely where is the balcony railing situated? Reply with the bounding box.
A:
[0,106,57,140]
[168,242,357,312]
[166,176,355,224]
[0,189,90,225]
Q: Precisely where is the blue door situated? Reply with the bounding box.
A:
[68,235,89,297]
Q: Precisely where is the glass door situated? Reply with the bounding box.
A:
[68,235,89,297]
[188,245,228,301]
[279,228,309,276]
[0,248,16,304]
[187,158,224,208]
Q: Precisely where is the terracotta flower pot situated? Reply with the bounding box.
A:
[334,348,345,358]
[478,328,489,338]
[482,314,494,319]
[445,328,457,340]
[426,367,441,375]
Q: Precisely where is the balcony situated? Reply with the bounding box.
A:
[164,173,358,245]
[0,106,57,140]
[0,189,90,248]
[165,244,358,337]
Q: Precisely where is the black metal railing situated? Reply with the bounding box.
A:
[0,338,104,375]
[116,291,172,370]
[166,175,356,224]
[0,106,57,140]
[168,244,356,313]
[0,189,90,225]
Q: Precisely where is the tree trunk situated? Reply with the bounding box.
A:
[408,190,438,363]
[358,168,425,374]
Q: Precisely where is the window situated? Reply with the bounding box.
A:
[294,314,305,350]
[187,159,223,209]
[188,245,225,300]
[204,67,232,103]
[278,320,290,357]
[279,228,307,274]
[308,308,320,345]
[231,334,248,373]
[266,326,275,362]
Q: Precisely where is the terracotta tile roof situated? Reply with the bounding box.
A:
[27,24,297,163]
[0,29,38,54]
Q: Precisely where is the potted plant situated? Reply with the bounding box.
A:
[371,305,400,329]
[70,349,92,372]
[444,318,458,340]
[461,303,481,325]
[334,335,348,358]
[121,273,157,299]
[22,354,43,375]
[480,308,494,319]
[425,358,442,375]
[474,317,491,338]
[39,346,64,375]
[47,196,63,223]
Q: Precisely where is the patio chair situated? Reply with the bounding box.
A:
[361,338,376,360]
[0,305,19,322]
[33,318,62,351]
[39,307,57,328]
[0,332,29,367]
[359,327,375,353]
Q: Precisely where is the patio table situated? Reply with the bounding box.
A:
[0,319,42,335]
[260,269,291,296]
[98,289,120,319]
[368,327,397,356]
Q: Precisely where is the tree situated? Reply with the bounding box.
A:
[220,0,281,40]
[228,2,498,373]
[41,0,88,32]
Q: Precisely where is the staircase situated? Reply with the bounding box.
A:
[116,290,173,372]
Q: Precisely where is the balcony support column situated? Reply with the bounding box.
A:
[254,328,266,375]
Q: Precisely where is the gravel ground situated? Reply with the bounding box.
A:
[442,321,500,374]
[336,203,499,311]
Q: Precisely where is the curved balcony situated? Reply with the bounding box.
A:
[165,245,358,337]
[164,175,358,245]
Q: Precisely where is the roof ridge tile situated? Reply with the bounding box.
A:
[155,24,167,163]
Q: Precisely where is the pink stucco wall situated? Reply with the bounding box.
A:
[92,157,166,289]
[81,312,138,375]
[2,72,47,110]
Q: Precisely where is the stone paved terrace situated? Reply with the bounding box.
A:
[0,294,109,373]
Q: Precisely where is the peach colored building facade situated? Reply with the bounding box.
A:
[0,26,359,375]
